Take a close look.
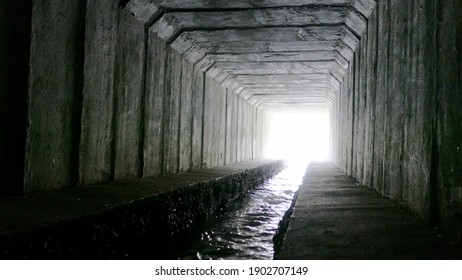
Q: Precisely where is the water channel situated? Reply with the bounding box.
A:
[178,163,308,260]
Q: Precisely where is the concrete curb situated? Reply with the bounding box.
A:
[0,160,284,259]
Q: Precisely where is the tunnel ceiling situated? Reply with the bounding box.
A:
[126,0,376,110]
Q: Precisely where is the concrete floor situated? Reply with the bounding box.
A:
[277,162,462,260]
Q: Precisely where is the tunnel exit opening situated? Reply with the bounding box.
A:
[265,109,331,168]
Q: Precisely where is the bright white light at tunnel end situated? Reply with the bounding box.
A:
[265,108,331,169]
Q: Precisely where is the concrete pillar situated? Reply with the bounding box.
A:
[260,109,271,159]
[362,7,378,188]
[113,10,146,180]
[203,77,228,168]
[143,34,167,177]
[191,67,204,170]
[225,90,233,164]
[79,0,119,184]
[236,96,243,162]
[163,49,182,174]
[179,58,194,172]
[218,86,227,165]
[371,0,389,196]
[25,0,86,192]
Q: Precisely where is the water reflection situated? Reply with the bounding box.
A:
[181,163,308,260]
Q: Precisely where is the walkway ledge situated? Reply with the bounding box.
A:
[0,160,284,259]
[274,162,462,260]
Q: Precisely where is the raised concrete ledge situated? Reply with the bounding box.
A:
[0,160,284,259]
[275,162,462,260]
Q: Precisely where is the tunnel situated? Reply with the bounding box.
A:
[0,0,461,259]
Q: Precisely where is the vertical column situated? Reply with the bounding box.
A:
[163,49,182,174]
[113,10,146,180]
[225,90,233,164]
[362,7,378,187]
[80,0,119,184]
[352,50,360,178]
[382,0,406,200]
[218,86,227,165]
[254,108,261,160]
[143,34,168,177]
[372,0,389,195]
[230,93,239,163]
[345,62,354,175]
[191,68,204,169]
[203,76,217,168]
[236,97,243,162]
[179,58,193,172]
[357,30,368,183]
[25,0,86,192]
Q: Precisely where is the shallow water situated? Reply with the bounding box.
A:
[179,163,307,260]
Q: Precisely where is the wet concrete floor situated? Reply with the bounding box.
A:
[277,162,462,259]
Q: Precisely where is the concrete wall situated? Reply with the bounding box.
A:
[25,0,87,192]
[435,0,462,238]
[332,0,462,237]
[6,2,265,195]
[0,1,32,196]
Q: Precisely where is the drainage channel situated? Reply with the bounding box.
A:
[177,164,307,260]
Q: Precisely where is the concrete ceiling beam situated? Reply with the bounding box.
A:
[193,41,337,54]
[212,61,343,73]
[189,40,354,64]
[242,83,329,89]
[231,73,331,82]
[124,0,377,109]
[212,61,346,81]
[152,0,349,10]
[176,26,346,45]
[244,89,328,95]
[203,51,349,70]
[152,6,348,41]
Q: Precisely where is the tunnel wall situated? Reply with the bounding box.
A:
[333,0,462,237]
[0,1,32,196]
[0,1,267,195]
[25,0,87,192]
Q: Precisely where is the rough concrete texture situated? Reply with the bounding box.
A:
[21,0,269,193]
[25,0,86,192]
[203,77,227,168]
[144,34,167,177]
[19,0,371,190]
[141,0,372,111]
[163,49,182,174]
[435,0,462,240]
[1,0,461,244]
[113,10,146,180]
[276,162,462,259]
[0,1,31,196]
[331,0,462,238]
[79,0,119,184]
[0,160,283,259]
[179,58,194,172]
[191,68,205,170]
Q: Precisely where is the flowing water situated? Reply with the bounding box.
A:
[179,163,308,260]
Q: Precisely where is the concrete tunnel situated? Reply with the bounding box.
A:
[0,0,461,259]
